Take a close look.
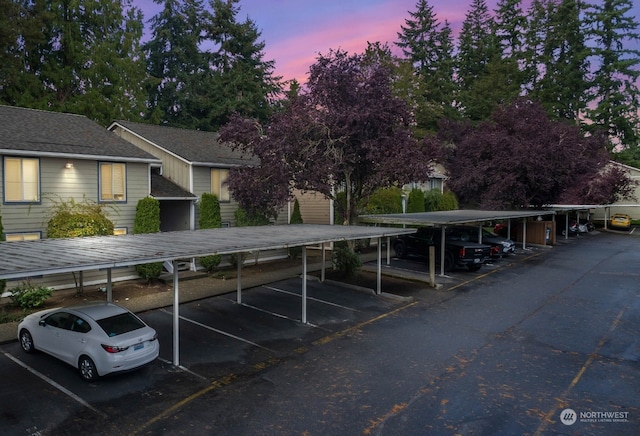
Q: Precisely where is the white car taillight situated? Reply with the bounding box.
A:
[101,344,129,353]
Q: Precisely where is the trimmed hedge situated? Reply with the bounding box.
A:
[134,197,163,281]
[199,193,222,272]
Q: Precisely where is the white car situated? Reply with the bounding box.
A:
[18,302,159,382]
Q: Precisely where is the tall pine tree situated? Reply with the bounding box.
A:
[0,0,148,125]
[144,0,209,128]
[198,0,281,131]
[456,0,501,121]
[534,0,590,123]
[585,0,640,151]
[396,0,456,134]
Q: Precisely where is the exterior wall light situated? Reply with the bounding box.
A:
[65,162,74,169]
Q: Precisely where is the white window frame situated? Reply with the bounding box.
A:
[5,232,41,242]
[3,157,40,203]
[100,162,126,202]
[211,168,230,202]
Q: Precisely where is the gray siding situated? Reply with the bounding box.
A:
[112,126,191,190]
[1,155,151,289]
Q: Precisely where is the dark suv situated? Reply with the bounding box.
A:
[393,227,491,271]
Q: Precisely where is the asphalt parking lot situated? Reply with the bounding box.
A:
[1,229,639,435]
[0,274,413,435]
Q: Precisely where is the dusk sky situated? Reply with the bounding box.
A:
[135,0,640,84]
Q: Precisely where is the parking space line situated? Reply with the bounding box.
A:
[2,351,106,418]
[263,285,363,312]
[159,309,277,353]
[157,357,208,381]
[534,307,627,435]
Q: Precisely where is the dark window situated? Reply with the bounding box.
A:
[97,313,145,337]
[70,315,91,333]
[45,312,73,330]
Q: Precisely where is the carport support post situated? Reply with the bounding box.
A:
[440,227,446,276]
[172,260,180,367]
[429,246,436,287]
[302,246,307,324]
[236,255,243,304]
[321,244,326,282]
[106,268,112,302]
[386,236,391,265]
[377,237,382,295]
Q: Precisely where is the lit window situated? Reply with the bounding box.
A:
[211,169,230,202]
[6,232,41,242]
[4,158,40,202]
[100,163,126,201]
[113,228,127,236]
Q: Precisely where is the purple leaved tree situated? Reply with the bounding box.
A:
[220,48,434,224]
[440,99,635,209]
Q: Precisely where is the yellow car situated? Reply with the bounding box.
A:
[610,213,631,230]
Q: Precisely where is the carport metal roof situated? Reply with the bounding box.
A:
[0,224,416,366]
[0,224,413,280]
[359,210,556,277]
[359,209,554,226]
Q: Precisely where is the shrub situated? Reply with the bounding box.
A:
[46,197,115,294]
[332,242,362,276]
[363,187,403,215]
[289,199,303,259]
[199,193,222,272]
[442,190,459,210]
[47,197,115,238]
[407,188,425,213]
[134,197,163,282]
[424,189,458,212]
[9,281,53,310]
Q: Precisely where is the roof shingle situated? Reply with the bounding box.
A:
[0,105,159,162]
[113,120,258,166]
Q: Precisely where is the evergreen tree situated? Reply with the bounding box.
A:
[522,0,551,94]
[0,0,148,125]
[407,188,426,213]
[134,197,163,281]
[198,0,281,131]
[144,0,209,128]
[288,198,303,259]
[494,0,527,58]
[534,0,590,122]
[395,0,457,134]
[584,0,640,151]
[456,0,500,121]
[198,193,222,272]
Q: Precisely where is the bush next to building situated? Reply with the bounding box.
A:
[424,189,459,212]
[47,197,115,294]
[47,198,114,238]
[407,188,426,213]
[332,242,362,276]
[199,193,222,272]
[9,281,53,310]
[134,197,163,282]
[289,198,303,259]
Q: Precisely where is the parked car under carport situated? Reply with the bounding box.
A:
[447,225,515,258]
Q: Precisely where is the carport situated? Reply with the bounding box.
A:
[0,224,415,366]
[545,205,608,236]
[359,209,556,276]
